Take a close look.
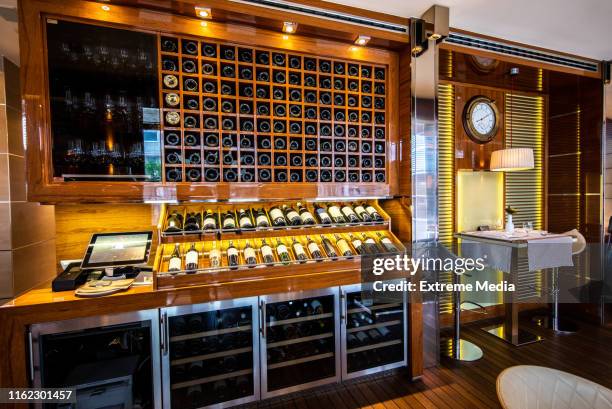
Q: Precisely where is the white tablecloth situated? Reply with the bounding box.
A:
[460,231,574,272]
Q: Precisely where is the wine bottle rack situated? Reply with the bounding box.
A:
[158,200,390,243]
[158,34,388,184]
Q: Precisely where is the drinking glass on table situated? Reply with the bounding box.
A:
[524,221,533,232]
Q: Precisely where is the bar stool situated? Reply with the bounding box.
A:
[533,229,586,333]
[442,269,486,362]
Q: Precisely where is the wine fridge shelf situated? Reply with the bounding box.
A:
[267,313,334,327]
[346,320,402,333]
[171,346,253,366]
[266,332,334,348]
[267,352,334,370]
[346,339,402,354]
[170,325,252,342]
[347,302,402,314]
[171,368,254,390]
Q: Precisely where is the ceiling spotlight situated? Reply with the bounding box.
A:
[354,35,370,46]
[282,22,298,34]
[101,4,110,11]
[195,6,212,19]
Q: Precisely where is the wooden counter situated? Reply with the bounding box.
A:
[0,267,424,391]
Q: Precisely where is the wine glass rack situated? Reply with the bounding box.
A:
[158,34,388,184]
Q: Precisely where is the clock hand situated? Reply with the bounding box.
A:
[475,113,492,123]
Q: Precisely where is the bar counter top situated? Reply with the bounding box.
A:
[0,267,376,388]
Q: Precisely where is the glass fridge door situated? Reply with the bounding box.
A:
[161,298,259,409]
[29,310,161,409]
[341,283,407,379]
[260,287,340,399]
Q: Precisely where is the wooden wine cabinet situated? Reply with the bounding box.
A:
[21,0,400,202]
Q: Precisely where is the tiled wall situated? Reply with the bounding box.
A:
[0,57,56,301]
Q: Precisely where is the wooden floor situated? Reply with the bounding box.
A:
[243,316,612,409]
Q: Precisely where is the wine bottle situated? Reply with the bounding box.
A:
[221,100,234,113]
[258,168,271,181]
[349,233,364,254]
[256,51,269,65]
[335,234,354,257]
[222,212,236,230]
[364,203,383,221]
[182,59,196,73]
[327,203,346,224]
[168,243,182,272]
[165,132,180,146]
[257,104,270,116]
[238,209,254,229]
[306,169,318,182]
[306,237,323,261]
[257,70,269,82]
[353,203,372,222]
[341,204,360,223]
[165,111,180,126]
[209,241,221,268]
[260,239,274,265]
[276,239,291,265]
[186,169,201,182]
[268,206,287,226]
[377,232,398,252]
[163,74,178,89]
[292,238,308,263]
[184,78,198,91]
[224,169,238,182]
[362,233,381,253]
[274,104,286,117]
[272,53,285,66]
[244,241,257,267]
[203,81,216,93]
[185,243,199,272]
[239,49,252,62]
[255,208,270,228]
[184,212,202,231]
[205,168,219,181]
[166,210,184,232]
[202,62,214,75]
[282,204,301,226]
[297,202,315,225]
[312,203,332,225]
[320,235,337,259]
[227,241,239,269]
[240,67,253,80]
[202,210,217,230]
[274,71,286,83]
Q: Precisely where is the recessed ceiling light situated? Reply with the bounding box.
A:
[195,6,212,19]
[282,22,298,34]
[101,4,110,11]
[354,35,370,46]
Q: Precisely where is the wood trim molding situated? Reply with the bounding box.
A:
[440,42,601,80]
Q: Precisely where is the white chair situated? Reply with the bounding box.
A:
[497,365,612,409]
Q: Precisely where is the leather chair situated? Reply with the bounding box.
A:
[497,365,612,409]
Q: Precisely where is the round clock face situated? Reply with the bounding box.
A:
[463,96,500,143]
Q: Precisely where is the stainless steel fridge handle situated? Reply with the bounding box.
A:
[340,291,347,322]
[28,330,34,383]
[161,311,169,356]
[259,300,267,338]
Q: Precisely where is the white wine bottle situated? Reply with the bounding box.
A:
[341,204,360,223]
[269,206,287,226]
[313,203,332,224]
[282,204,302,226]
[364,203,383,222]
[306,236,323,261]
[244,241,257,267]
[185,243,199,272]
[168,243,182,272]
[297,202,315,225]
[377,232,398,252]
[353,203,372,222]
[238,209,254,229]
[335,234,354,257]
[209,242,221,268]
[327,203,346,224]
[203,209,217,230]
[276,239,292,265]
[260,239,274,265]
[292,238,308,263]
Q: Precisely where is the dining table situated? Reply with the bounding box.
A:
[454,229,574,346]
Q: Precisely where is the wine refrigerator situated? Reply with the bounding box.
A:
[29,310,162,409]
[160,298,260,409]
[340,283,408,379]
[259,287,341,399]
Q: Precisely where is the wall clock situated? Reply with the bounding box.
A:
[462,96,500,144]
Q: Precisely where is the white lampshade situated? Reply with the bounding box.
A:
[490,148,534,172]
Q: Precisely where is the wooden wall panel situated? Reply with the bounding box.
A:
[398,46,411,196]
[54,204,161,265]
